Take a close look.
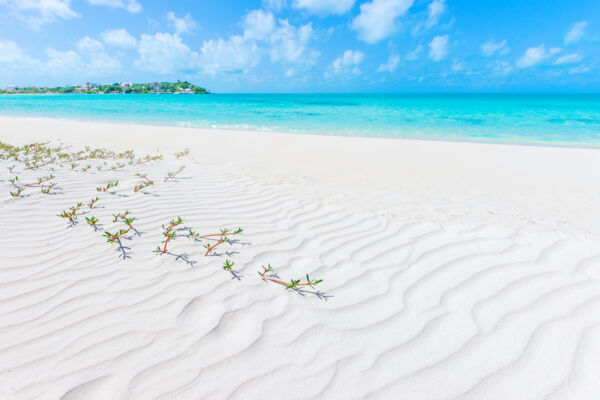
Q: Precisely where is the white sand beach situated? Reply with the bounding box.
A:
[2,116,600,399]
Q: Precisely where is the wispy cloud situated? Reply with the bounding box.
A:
[292,0,355,16]
[564,21,587,45]
[0,0,79,29]
[87,0,141,13]
[377,53,400,72]
[481,39,508,56]
[569,65,589,74]
[516,45,561,68]
[452,59,465,71]
[426,0,445,28]
[554,53,582,65]
[405,44,422,61]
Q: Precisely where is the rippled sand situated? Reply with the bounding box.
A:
[2,118,600,399]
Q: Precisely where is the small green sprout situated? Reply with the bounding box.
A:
[10,187,24,197]
[86,216,98,227]
[223,260,234,271]
[88,197,99,208]
[103,228,129,243]
[154,217,183,254]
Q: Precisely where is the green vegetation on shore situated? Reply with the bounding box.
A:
[1,81,209,95]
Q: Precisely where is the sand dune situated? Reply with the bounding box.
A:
[1,118,600,399]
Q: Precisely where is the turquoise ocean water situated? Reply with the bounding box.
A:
[1,94,599,147]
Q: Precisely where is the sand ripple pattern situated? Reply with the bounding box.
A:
[1,159,600,400]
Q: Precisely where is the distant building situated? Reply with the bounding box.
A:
[120,82,133,88]
[6,85,16,92]
[152,81,160,93]
[179,88,193,94]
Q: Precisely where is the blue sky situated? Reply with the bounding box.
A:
[0,0,598,92]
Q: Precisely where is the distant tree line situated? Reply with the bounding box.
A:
[0,81,209,95]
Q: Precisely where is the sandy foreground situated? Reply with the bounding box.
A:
[1,117,600,399]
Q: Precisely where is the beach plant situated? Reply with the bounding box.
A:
[88,197,99,208]
[203,237,228,256]
[223,259,234,271]
[187,227,243,240]
[222,259,242,280]
[175,148,190,159]
[58,209,77,222]
[103,228,131,259]
[154,217,183,254]
[136,154,163,165]
[41,182,57,194]
[123,216,141,235]
[103,228,129,243]
[86,216,99,229]
[187,227,243,256]
[97,181,119,192]
[7,165,15,173]
[134,181,154,192]
[10,187,24,197]
[112,210,130,223]
[134,173,154,192]
[23,174,55,187]
[164,166,185,183]
[71,163,79,171]
[108,162,126,171]
[57,202,83,223]
[82,164,92,172]
[258,265,323,291]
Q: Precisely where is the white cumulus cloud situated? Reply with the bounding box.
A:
[243,9,276,40]
[167,11,198,35]
[481,39,508,56]
[330,49,364,75]
[87,0,141,13]
[564,21,587,45]
[135,33,197,74]
[352,0,414,44]
[0,40,28,64]
[76,36,104,54]
[292,0,355,16]
[75,36,121,75]
[198,35,260,75]
[101,28,137,48]
[428,34,449,61]
[198,10,317,76]
[268,20,316,66]
[516,45,561,68]
[45,47,83,72]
